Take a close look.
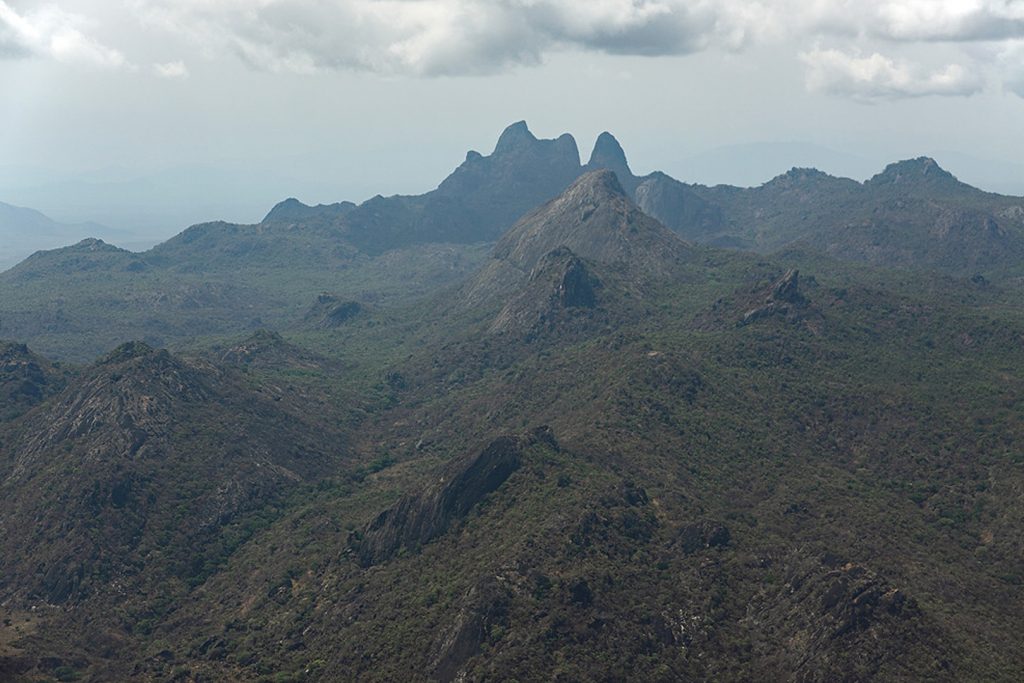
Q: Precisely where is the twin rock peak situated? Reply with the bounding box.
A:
[482,120,633,179]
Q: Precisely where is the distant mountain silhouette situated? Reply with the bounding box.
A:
[263,121,582,254]
[0,202,120,271]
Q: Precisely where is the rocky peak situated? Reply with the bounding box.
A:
[0,340,32,362]
[222,329,287,362]
[587,131,632,176]
[262,197,357,224]
[262,197,307,222]
[99,340,160,366]
[493,120,538,155]
[868,157,958,188]
[492,169,690,277]
[72,237,121,252]
[573,167,628,200]
[765,167,833,188]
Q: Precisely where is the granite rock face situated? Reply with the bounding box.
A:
[357,431,559,567]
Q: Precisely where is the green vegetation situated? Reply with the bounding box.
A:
[1,128,1024,681]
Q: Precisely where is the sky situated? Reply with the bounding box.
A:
[2,0,1024,240]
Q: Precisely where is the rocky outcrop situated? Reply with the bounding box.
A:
[489,248,601,335]
[431,578,511,682]
[304,293,363,329]
[770,268,804,304]
[747,556,954,681]
[306,121,584,254]
[739,269,808,326]
[557,253,598,309]
[220,329,325,370]
[0,341,65,421]
[356,430,558,567]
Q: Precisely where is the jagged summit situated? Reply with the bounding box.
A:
[490,120,579,160]
[263,197,356,223]
[567,166,628,201]
[74,237,120,251]
[494,120,536,154]
[764,167,837,187]
[868,157,959,188]
[492,169,690,277]
[585,131,639,194]
[99,340,160,365]
[587,132,631,175]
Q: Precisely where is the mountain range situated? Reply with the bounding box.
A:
[1,123,1024,681]
[3,121,1023,363]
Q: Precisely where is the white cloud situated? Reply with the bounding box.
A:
[0,0,124,67]
[792,0,1024,41]
[5,0,1024,99]
[870,0,1024,42]
[129,0,771,76]
[153,59,188,78]
[801,47,984,99]
[122,0,1024,98]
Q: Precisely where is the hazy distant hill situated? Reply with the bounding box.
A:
[0,201,127,271]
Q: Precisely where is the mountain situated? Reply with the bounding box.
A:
[0,202,123,271]
[0,340,348,633]
[80,239,1021,682]
[462,169,694,339]
[3,122,1024,681]
[677,159,1024,276]
[491,169,690,276]
[262,121,582,255]
[6,123,1024,364]
[677,141,880,188]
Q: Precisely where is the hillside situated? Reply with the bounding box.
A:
[2,171,1023,681]
[683,160,1024,276]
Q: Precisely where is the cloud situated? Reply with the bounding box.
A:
[153,59,188,78]
[5,0,1023,99]
[0,0,124,67]
[869,0,1024,42]
[801,47,984,99]
[130,0,770,76]
[792,1,1024,41]
[998,39,1024,96]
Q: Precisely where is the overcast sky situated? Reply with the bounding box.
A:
[2,0,1024,235]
